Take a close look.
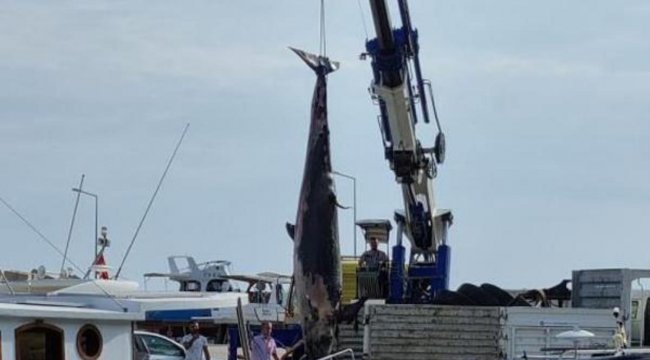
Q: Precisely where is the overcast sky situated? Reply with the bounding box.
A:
[1,1,649,291]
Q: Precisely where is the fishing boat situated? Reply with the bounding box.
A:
[140,256,296,344]
[0,290,141,359]
[0,253,252,349]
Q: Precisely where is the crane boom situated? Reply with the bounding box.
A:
[364,0,452,303]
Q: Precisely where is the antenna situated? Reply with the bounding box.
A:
[83,226,110,279]
[61,174,85,276]
[114,123,190,279]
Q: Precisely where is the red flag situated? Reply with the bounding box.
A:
[94,254,109,280]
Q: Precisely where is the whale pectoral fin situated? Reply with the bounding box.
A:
[286,222,295,240]
[329,193,350,209]
[335,201,350,210]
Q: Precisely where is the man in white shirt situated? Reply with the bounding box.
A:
[612,307,628,349]
[250,322,279,360]
[181,321,211,360]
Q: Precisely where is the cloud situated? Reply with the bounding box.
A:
[481,54,602,77]
[0,2,297,90]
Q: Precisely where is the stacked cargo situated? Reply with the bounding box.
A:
[341,257,359,304]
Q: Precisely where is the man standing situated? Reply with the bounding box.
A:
[612,307,628,349]
[358,237,390,298]
[358,237,389,269]
[181,321,211,360]
[250,321,280,360]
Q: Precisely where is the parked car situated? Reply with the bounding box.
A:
[134,330,186,360]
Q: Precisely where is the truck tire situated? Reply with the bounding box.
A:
[480,283,514,306]
[432,290,477,306]
[457,283,501,306]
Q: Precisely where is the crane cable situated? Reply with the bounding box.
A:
[356,0,369,39]
[319,0,327,57]
[321,1,370,55]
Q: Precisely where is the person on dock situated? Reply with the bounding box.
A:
[250,321,280,360]
[612,307,628,350]
[181,321,211,360]
[358,237,388,269]
[358,237,390,298]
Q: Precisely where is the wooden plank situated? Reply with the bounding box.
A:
[371,343,499,354]
[369,315,501,326]
[369,332,499,344]
[370,329,500,340]
[366,304,504,360]
[370,338,498,348]
[336,322,363,360]
[576,286,622,297]
[370,325,500,335]
[372,353,498,360]
[574,270,624,283]
[371,304,502,318]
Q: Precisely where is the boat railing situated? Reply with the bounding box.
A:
[315,348,356,360]
[0,269,16,295]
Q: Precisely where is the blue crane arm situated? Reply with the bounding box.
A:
[364,0,452,303]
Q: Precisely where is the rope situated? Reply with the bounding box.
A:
[357,0,369,39]
[319,0,326,57]
[0,195,84,275]
[0,195,132,312]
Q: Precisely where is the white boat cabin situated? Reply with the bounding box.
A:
[0,301,141,360]
[144,256,239,293]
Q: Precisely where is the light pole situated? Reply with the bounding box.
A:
[72,187,98,260]
[332,170,358,258]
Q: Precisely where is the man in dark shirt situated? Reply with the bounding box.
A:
[358,237,389,298]
[358,237,389,269]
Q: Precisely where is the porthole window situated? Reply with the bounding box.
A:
[76,324,103,360]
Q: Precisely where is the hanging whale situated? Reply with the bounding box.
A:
[286,47,342,359]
